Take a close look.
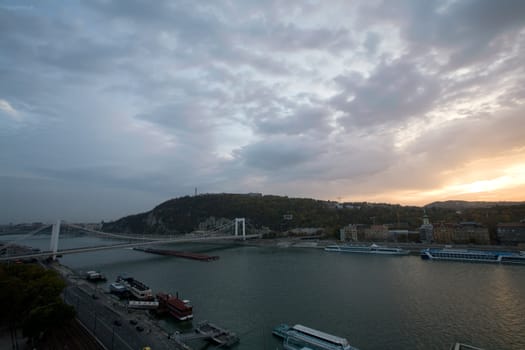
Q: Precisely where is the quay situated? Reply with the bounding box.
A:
[133,247,220,261]
[48,262,238,350]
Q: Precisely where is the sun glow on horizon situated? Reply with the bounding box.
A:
[344,162,525,206]
[418,162,525,203]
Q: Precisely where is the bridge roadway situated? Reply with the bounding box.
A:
[0,233,260,261]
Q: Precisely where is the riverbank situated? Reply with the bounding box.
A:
[51,261,184,350]
[237,237,525,254]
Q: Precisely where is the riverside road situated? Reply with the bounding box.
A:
[61,272,180,350]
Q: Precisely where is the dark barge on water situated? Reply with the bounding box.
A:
[133,247,219,261]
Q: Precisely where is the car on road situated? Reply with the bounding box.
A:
[136,325,144,332]
[113,320,122,327]
[129,319,138,325]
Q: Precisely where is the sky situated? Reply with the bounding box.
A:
[1,0,525,223]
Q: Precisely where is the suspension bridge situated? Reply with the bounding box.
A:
[0,218,259,261]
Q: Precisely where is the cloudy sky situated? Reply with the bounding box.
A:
[1,0,525,223]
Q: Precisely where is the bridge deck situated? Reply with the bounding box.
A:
[0,233,260,261]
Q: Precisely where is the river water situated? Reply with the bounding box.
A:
[4,233,525,350]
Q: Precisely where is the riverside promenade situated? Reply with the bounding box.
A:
[52,262,188,350]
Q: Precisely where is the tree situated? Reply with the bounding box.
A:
[0,263,75,346]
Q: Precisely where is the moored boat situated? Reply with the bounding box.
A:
[325,243,409,255]
[85,270,106,281]
[421,248,525,264]
[157,292,193,321]
[117,275,154,300]
[109,282,127,295]
[273,324,359,350]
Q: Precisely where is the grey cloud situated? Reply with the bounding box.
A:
[0,175,164,223]
[238,20,354,53]
[253,105,334,136]
[364,0,525,69]
[363,32,381,55]
[408,109,525,164]
[234,136,322,171]
[332,60,441,128]
[0,6,120,76]
[136,103,216,134]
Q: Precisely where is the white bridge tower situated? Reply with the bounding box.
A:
[50,219,61,260]
[234,218,246,240]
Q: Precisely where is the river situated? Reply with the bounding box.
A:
[3,232,525,350]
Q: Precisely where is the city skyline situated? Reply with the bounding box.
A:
[1,0,525,223]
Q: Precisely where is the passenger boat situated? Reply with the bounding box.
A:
[420,248,525,264]
[85,270,106,281]
[273,324,359,350]
[109,282,127,295]
[157,292,193,321]
[116,275,154,300]
[324,243,409,255]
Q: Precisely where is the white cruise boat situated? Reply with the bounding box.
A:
[273,324,359,350]
[421,248,525,264]
[324,243,409,255]
[116,275,154,300]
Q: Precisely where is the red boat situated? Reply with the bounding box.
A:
[157,292,193,321]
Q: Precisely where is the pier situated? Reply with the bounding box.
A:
[133,247,220,261]
[172,321,239,348]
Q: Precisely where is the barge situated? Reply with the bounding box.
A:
[133,247,219,261]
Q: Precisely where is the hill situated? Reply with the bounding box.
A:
[102,194,525,236]
[425,200,525,210]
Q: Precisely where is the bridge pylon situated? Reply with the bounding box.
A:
[50,220,61,260]
[234,218,246,240]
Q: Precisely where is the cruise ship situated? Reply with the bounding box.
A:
[324,243,409,255]
[421,248,525,264]
[273,324,359,350]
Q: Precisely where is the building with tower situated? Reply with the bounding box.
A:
[419,211,434,242]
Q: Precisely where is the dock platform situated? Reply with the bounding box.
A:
[173,321,239,348]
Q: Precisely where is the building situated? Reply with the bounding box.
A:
[433,222,455,243]
[419,212,434,242]
[388,229,409,242]
[432,222,490,244]
[497,222,525,245]
[364,225,389,241]
[339,224,362,241]
[454,222,490,244]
